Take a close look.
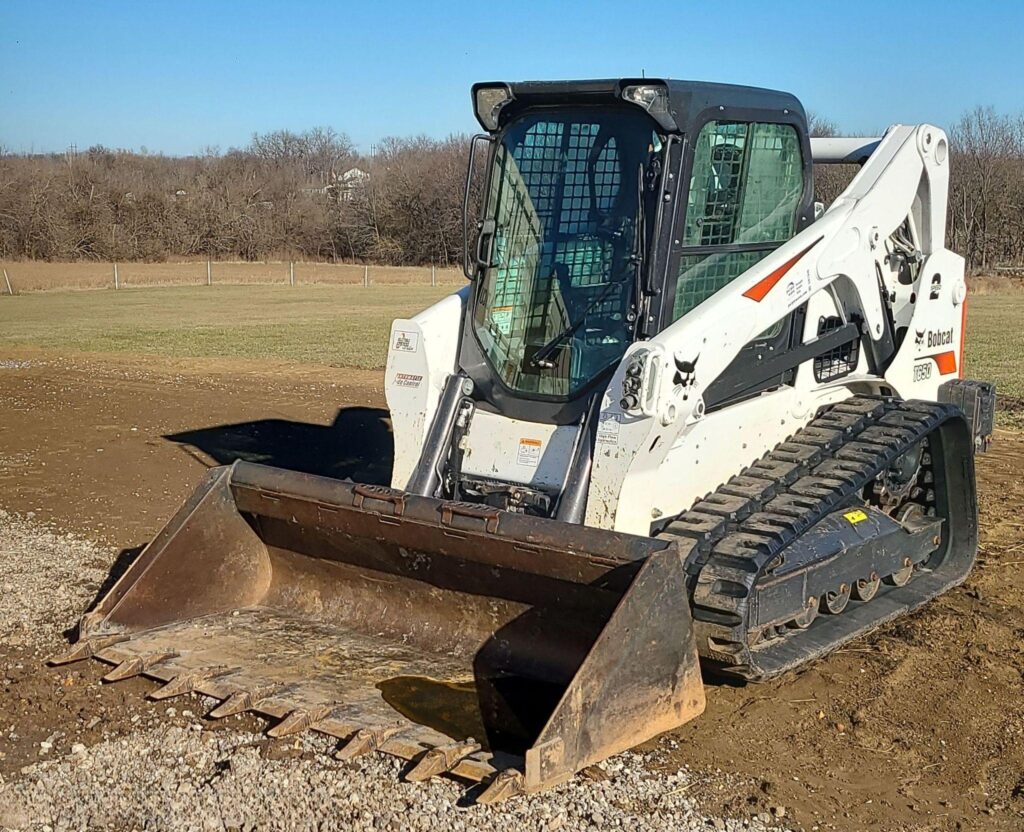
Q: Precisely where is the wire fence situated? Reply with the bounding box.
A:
[0,261,466,294]
[5,261,1017,298]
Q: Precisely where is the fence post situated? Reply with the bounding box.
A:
[113,263,119,290]
[207,260,212,286]
[290,261,295,287]
[431,264,436,287]
[2,268,12,296]
[363,265,369,288]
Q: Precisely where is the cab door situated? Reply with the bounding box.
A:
[659,115,815,408]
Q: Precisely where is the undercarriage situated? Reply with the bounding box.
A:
[660,397,978,679]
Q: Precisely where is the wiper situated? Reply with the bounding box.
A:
[529,276,622,369]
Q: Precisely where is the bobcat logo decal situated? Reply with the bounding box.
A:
[673,354,700,388]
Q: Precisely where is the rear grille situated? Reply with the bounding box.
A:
[813,315,859,382]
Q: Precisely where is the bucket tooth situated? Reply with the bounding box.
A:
[406,739,483,782]
[334,725,403,761]
[149,666,234,701]
[267,704,336,739]
[48,634,129,666]
[476,768,526,805]
[102,651,178,683]
[208,691,250,720]
[207,683,283,719]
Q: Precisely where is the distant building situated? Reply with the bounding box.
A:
[338,167,369,202]
[298,168,369,201]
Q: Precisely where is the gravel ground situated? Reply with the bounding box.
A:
[0,511,789,832]
[0,728,788,832]
[0,510,110,650]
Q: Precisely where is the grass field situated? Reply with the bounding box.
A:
[964,294,1022,405]
[0,284,1020,412]
[0,284,454,368]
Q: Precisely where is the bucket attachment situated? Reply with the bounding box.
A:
[52,462,705,800]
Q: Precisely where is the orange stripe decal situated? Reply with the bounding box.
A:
[742,237,823,302]
[930,351,958,375]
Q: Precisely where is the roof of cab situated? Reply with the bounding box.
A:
[473,78,805,132]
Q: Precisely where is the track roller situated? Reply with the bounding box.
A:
[885,558,915,587]
[824,583,851,614]
[853,573,880,602]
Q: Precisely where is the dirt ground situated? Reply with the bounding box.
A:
[1,347,1022,831]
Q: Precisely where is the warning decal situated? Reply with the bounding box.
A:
[516,438,542,467]
[843,509,868,525]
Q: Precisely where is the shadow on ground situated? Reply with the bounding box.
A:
[163,406,394,485]
[64,408,394,637]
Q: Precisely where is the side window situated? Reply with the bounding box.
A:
[672,121,803,321]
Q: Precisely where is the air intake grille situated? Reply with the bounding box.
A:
[813,315,859,382]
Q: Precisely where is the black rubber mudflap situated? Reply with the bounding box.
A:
[939,378,996,451]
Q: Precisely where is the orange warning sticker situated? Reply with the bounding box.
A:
[516,437,542,467]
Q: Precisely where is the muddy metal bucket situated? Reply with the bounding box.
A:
[52,461,705,801]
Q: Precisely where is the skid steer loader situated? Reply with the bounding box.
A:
[52,78,995,802]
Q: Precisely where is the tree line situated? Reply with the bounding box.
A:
[810,107,1024,271]
[0,128,469,267]
[1,107,1021,270]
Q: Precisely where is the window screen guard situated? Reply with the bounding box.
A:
[670,120,804,323]
[471,108,662,399]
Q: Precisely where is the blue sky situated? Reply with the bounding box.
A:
[2,0,1022,156]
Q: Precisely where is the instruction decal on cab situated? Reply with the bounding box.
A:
[596,412,621,444]
[392,330,419,353]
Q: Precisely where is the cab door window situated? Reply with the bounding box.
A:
[672,121,803,320]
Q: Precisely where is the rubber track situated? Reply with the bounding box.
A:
[658,396,962,681]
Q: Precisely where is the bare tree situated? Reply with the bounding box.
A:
[0,112,1021,271]
[948,107,1024,269]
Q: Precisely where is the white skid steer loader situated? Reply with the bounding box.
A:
[53,78,995,803]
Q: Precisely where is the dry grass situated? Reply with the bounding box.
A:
[0,283,1019,412]
[964,293,1024,427]
[0,261,465,293]
[968,273,1024,295]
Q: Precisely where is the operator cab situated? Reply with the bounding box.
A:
[472,106,658,401]
[461,79,814,424]
[432,78,814,517]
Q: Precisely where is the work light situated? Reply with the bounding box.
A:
[473,84,513,132]
[621,82,674,129]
